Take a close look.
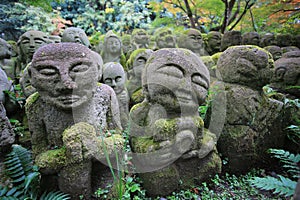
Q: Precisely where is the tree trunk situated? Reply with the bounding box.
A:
[183,0,196,28]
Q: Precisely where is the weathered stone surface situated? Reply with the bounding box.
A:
[204,31,222,55]
[264,45,282,61]
[129,48,221,196]
[154,28,177,49]
[242,32,260,46]
[220,30,242,51]
[177,28,206,56]
[61,27,90,47]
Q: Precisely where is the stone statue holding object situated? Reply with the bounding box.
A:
[25,43,123,199]
[129,48,221,196]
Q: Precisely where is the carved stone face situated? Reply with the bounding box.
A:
[144,48,210,112]
[133,29,149,45]
[156,29,176,48]
[0,38,12,59]
[264,46,282,61]
[186,29,203,51]
[18,30,49,63]
[207,31,222,53]
[103,62,125,95]
[30,43,101,110]
[62,27,90,47]
[107,37,121,54]
[242,32,260,46]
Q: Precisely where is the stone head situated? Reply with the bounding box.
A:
[17,30,49,64]
[127,48,153,79]
[103,62,126,95]
[142,48,210,113]
[264,45,282,61]
[103,31,122,55]
[121,34,132,54]
[132,29,149,46]
[272,51,300,98]
[206,31,222,54]
[155,28,176,49]
[0,38,12,59]
[61,27,90,47]
[242,32,260,46]
[276,34,292,47]
[29,43,103,110]
[178,29,203,52]
[217,45,274,89]
[220,30,242,51]
[49,35,61,43]
[260,33,277,47]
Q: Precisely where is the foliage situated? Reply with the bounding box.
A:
[250,149,300,198]
[0,2,56,39]
[0,145,70,200]
[51,0,152,35]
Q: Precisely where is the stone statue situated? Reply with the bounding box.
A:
[154,27,177,49]
[61,27,91,48]
[242,32,260,46]
[281,46,300,54]
[103,62,129,128]
[204,31,222,55]
[121,34,133,59]
[129,48,221,196]
[126,48,153,107]
[216,45,285,173]
[0,38,15,79]
[270,51,300,99]
[276,33,293,47]
[264,45,282,61]
[177,28,207,56]
[259,33,277,47]
[49,35,61,43]
[25,43,123,199]
[15,30,49,78]
[101,30,126,67]
[220,30,242,51]
[131,28,150,50]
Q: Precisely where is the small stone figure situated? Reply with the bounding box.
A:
[177,28,206,56]
[121,34,133,58]
[0,38,14,79]
[259,33,277,47]
[204,31,222,55]
[61,27,91,48]
[220,30,242,51]
[15,30,49,78]
[276,33,293,47]
[216,45,285,173]
[25,43,123,199]
[101,30,126,67]
[154,27,177,49]
[264,45,282,61]
[126,48,153,107]
[103,62,129,128]
[242,32,260,46]
[129,48,221,196]
[131,28,150,50]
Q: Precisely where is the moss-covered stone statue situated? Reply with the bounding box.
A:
[242,32,260,46]
[220,30,242,52]
[264,45,282,61]
[204,31,222,55]
[103,62,129,128]
[216,45,285,173]
[154,27,177,50]
[129,48,221,196]
[259,33,277,47]
[61,27,91,48]
[121,34,133,59]
[101,30,126,67]
[276,33,293,47]
[126,48,153,108]
[25,43,123,199]
[0,38,15,80]
[131,28,150,50]
[177,28,207,56]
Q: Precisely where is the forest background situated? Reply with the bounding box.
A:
[0,0,299,42]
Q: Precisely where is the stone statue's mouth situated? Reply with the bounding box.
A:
[58,95,81,104]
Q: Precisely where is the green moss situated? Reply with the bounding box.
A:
[131,137,159,153]
[35,147,67,171]
[154,118,177,138]
[131,89,144,104]
[25,92,39,108]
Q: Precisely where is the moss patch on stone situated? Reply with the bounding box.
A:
[35,147,67,171]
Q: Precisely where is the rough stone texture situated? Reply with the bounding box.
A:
[126,48,153,107]
[154,27,177,49]
[25,43,123,199]
[276,33,293,47]
[0,38,14,79]
[220,30,242,51]
[129,48,221,196]
[204,31,222,55]
[259,33,277,47]
[0,102,14,154]
[242,32,260,46]
[131,28,150,50]
[103,62,129,128]
[264,45,282,61]
[61,27,90,47]
[281,46,300,54]
[216,45,285,173]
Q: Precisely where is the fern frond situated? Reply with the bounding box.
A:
[250,175,297,197]
[40,191,71,200]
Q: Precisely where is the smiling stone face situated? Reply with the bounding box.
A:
[61,27,90,47]
[29,43,100,110]
[143,48,210,114]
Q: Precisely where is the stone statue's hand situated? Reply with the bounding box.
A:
[173,130,194,155]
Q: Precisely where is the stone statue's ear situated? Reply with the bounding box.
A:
[275,67,286,81]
